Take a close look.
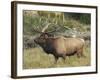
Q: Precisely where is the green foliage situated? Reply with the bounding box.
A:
[80,14,91,24]
[64,13,91,24]
[23,11,91,36]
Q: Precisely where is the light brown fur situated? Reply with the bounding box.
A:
[35,35,85,63]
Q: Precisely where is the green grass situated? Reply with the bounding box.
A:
[23,46,91,69]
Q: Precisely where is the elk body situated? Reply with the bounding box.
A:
[34,33,85,63]
[33,23,85,63]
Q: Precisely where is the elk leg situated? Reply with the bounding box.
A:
[77,49,82,58]
[62,55,66,63]
[54,56,58,64]
[77,48,85,58]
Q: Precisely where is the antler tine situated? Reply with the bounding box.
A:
[47,27,60,33]
[42,23,60,33]
[41,23,51,32]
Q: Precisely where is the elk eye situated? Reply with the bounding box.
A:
[41,38,45,42]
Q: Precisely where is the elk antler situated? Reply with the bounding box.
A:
[41,23,51,32]
[32,26,43,33]
[42,23,60,33]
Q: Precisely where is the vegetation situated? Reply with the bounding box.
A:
[23,10,91,69]
[23,11,91,36]
[23,46,90,69]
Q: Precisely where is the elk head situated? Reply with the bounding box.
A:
[33,23,57,46]
[34,33,49,46]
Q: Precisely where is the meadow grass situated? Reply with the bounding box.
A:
[23,46,90,69]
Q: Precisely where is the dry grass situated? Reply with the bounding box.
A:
[23,46,90,69]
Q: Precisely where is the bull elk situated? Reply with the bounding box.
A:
[33,23,85,63]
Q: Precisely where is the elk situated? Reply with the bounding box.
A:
[33,23,85,63]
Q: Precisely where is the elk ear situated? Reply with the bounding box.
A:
[40,33,49,39]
